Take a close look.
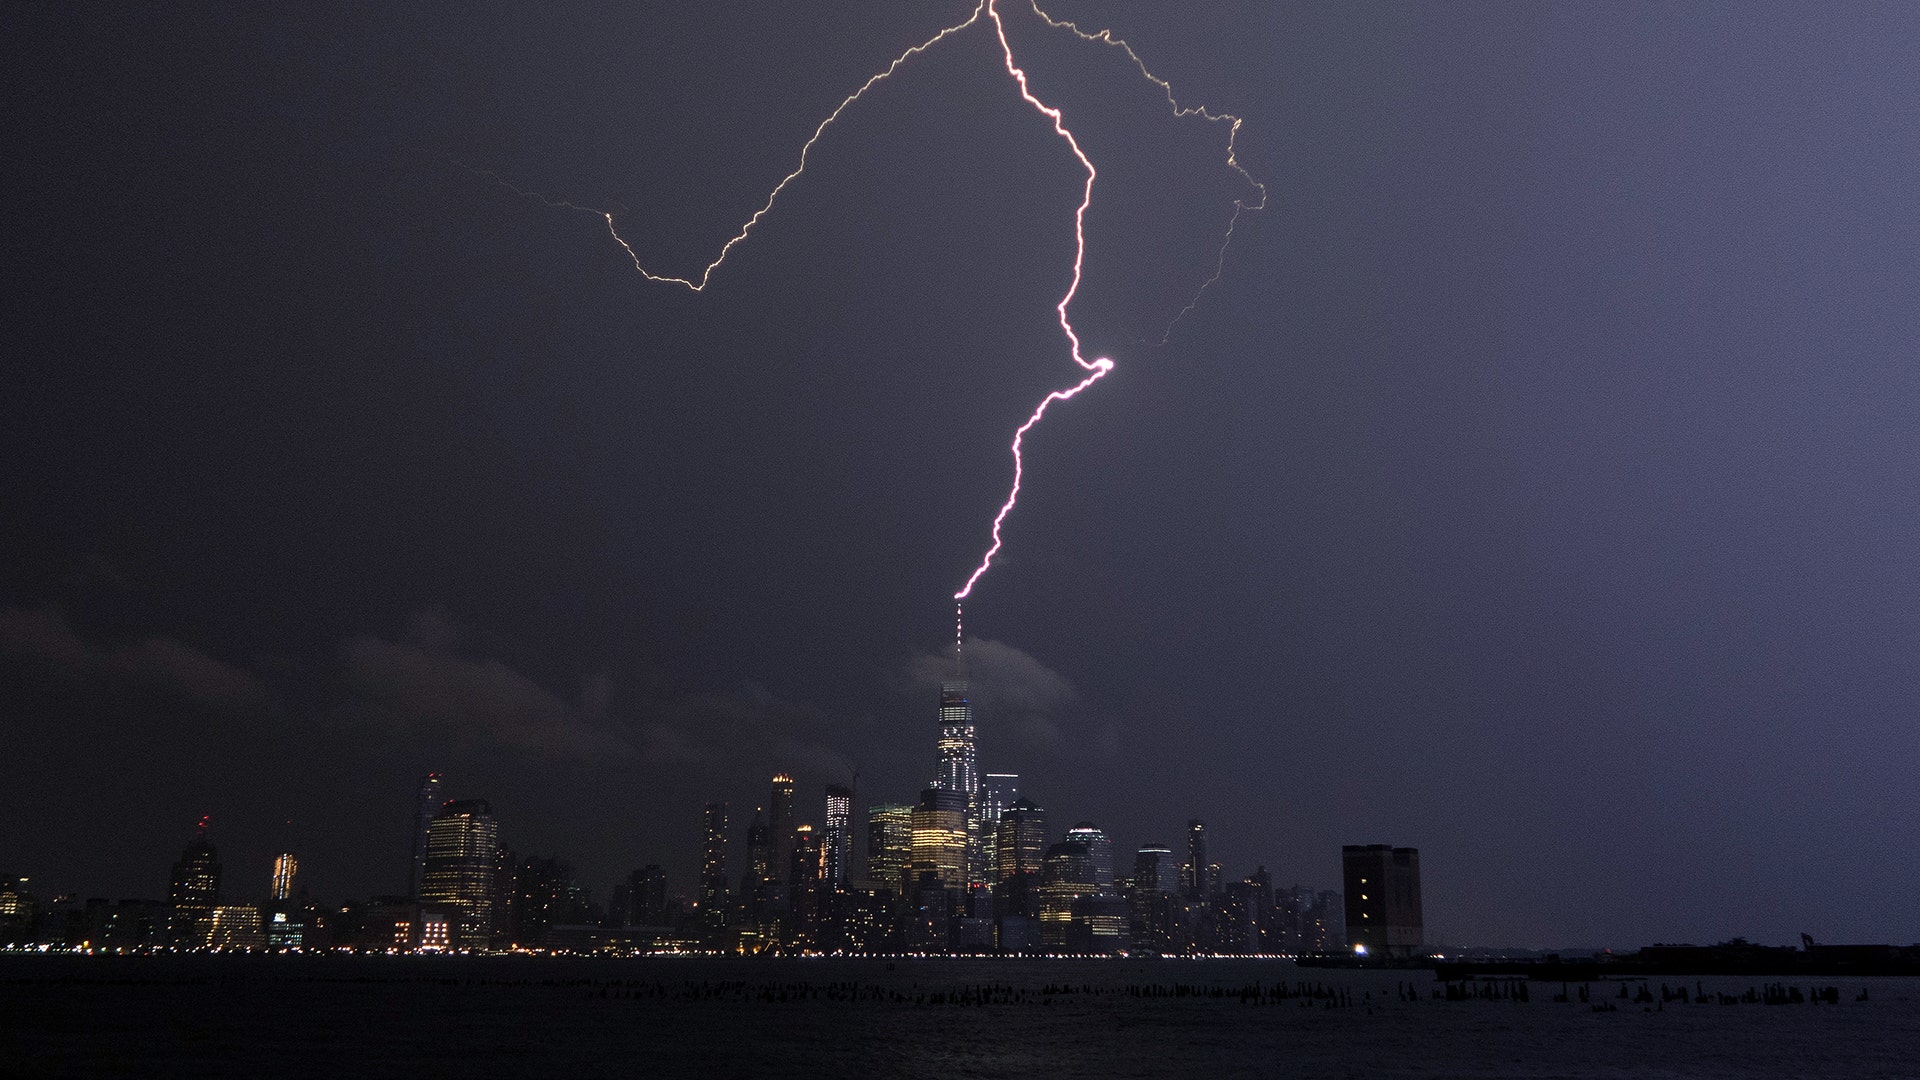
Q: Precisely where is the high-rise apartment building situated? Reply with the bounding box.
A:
[409,772,442,897]
[419,799,501,949]
[1342,845,1422,958]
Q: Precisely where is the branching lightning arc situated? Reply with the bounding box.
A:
[491,0,1263,607]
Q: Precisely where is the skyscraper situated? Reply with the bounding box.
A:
[910,788,968,891]
[408,772,442,898]
[168,817,221,946]
[932,647,980,883]
[1183,820,1214,899]
[934,657,978,799]
[509,856,591,945]
[866,803,914,896]
[822,785,852,887]
[1063,822,1115,890]
[1130,844,1180,954]
[1223,868,1275,954]
[269,852,298,902]
[627,865,668,927]
[1343,845,1422,958]
[1037,841,1096,951]
[1134,845,1180,894]
[744,810,772,895]
[700,801,730,938]
[768,775,795,893]
[419,799,501,949]
[992,799,1047,883]
[789,823,823,944]
[979,773,1019,880]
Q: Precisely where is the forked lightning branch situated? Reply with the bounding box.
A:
[495,0,1263,611]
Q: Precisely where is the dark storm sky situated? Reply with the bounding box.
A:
[4,1,1916,948]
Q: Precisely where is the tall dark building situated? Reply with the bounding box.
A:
[168,817,221,945]
[510,856,590,944]
[408,772,442,897]
[1342,845,1422,958]
[627,865,668,927]
[420,799,501,949]
[789,823,824,944]
[767,775,795,893]
[1130,844,1179,954]
[1222,868,1275,954]
[1183,820,1214,899]
[743,809,773,914]
[700,801,730,937]
[823,785,852,887]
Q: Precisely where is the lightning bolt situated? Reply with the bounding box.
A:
[1026,2,1269,343]
[953,0,1114,602]
[492,0,1261,604]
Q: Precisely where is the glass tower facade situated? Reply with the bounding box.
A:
[1064,822,1115,890]
[979,773,1019,881]
[269,852,297,902]
[419,799,501,949]
[932,647,979,884]
[866,803,914,895]
[935,678,977,798]
[993,799,1048,883]
[823,784,852,887]
[910,788,968,891]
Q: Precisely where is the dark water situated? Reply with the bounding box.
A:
[3,954,1916,1078]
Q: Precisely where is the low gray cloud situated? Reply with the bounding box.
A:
[0,605,94,670]
[341,617,629,759]
[907,636,1077,750]
[0,605,269,713]
[631,684,858,780]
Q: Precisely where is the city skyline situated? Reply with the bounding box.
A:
[2,662,1370,957]
[5,1,1919,951]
